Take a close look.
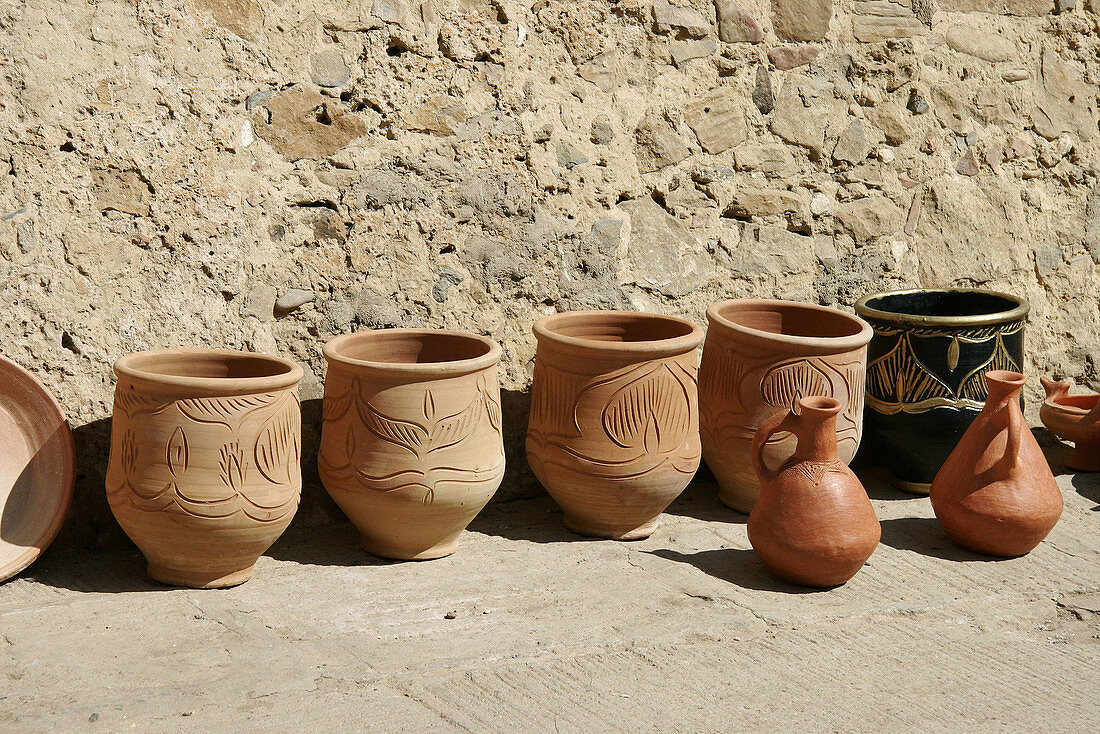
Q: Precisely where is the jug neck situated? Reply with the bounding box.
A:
[984,370,1025,413]
[791,398,842,463]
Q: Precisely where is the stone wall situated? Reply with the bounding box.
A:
[2,1,1098,545]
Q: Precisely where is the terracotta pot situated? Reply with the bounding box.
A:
[856,288,1029,494]
[698,299,872,513]
[526,311,704,539]
[1039,376,1100,472]
[747,397,881,587]
[0,354,76,583]
[930,371,1062,557]
[106,349,303,588]
[319,329,505,560]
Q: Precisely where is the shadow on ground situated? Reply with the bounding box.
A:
[646,548,826,594]
[1071,473,1099,510]
[878,517,996,562]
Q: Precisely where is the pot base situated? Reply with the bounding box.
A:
[148,563,254,589]
[360,535,459,561]
[717,487,754,515]
[891,477,931,496]
[563,514,658,541]
[1067,445,1100,472]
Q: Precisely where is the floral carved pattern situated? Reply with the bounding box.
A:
[107,387,301,523]
[320,373,504,505]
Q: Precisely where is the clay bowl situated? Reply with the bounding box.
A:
[1039,376,1100,472]
[0,354,76,583]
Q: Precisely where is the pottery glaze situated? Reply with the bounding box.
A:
[856,289,1029,494]
[106,349,304,588]
[319,330,505,560]
[747,397,881,588]
[930,371,1062,557]
[1039,377,1100,472]
[526,311,704,539]
[698,299,872,513]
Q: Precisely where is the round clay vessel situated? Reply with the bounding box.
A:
[0,355,76,583]
[698,299,872,514]
[319,329,505,560]
[1039,376,1100,472]
[526,310,704,540]
[930,371,1062,557]
[747,397,881,588]
[856,288,1029,495]
[106,349,303,588]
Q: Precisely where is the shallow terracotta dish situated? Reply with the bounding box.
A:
[1039,376,1100,472]
[0,354,76,583]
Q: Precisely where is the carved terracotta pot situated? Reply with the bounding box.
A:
[931,371,1062,557]
[319,329,505,560]
[856,289,1029,494]
[526,311,704,540]
[1039,376,1100,472]
[748,397,880,587]
[698,299,872,513]
[107,349,303,588]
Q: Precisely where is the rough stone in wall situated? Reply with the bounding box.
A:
[1,0,1099,543]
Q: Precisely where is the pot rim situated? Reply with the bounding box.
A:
[532,310,704,357]
[323,328,502,375]
[854,288,1030,327]
[114,348,304,395]
[706,299,872,351]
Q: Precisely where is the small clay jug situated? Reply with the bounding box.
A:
[107,349,304,588]
[319,329,505,560]
[1039,376,1100,472]
[930,371,1063,557]
[526,310,704,540]
[747,397,881,588]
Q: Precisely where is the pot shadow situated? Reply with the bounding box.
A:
[878,517,996,562]
[645,548,826,594]
[662,470,747,524]
[265,518,398,567]
[1070,473,1099,510]
[466,497,597,544]
[1032,426,1076,477]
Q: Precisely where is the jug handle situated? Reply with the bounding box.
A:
[751,408,796,483]
[1000,398,1023,472]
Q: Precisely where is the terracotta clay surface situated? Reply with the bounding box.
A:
[319,329,505,560]
[0,355,76,583]
[526,311,704,539]
[931,371,1063,557]
[106,349,304,588]
[747,397,881,587]
[1040,376,1100,472]
[698,299,872,513]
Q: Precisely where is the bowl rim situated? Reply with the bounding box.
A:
[323,328,502,375]
[532,310,704,357]
[706,299,873,351]
[114,348,304,395]
[854,288,1030,327]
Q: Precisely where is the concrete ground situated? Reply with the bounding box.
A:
[2,464,1098,732]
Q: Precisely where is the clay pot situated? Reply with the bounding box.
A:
[930,371,1062,557]
[526,311,704,539]
[1039,376,1100,472]
[319,329,505,560]
[747,397,881,588]
[856,288,1029,494]
[106,349,304,588]
[698,299,872,513]
[0,355,76,583]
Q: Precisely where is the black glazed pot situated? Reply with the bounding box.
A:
[854,289,1029,494]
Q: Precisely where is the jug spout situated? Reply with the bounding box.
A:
[1040,375,1071,402]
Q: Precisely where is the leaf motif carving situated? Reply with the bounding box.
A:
[120,429,139,476]
[177,394,280,428]
[166,426,189,477]
[602,364,689,454]
[428,398,482,453]
[761,361,831,411]
[323,382,356,423]
[219,442,248,491]
[947,335,960,372]
[358,399,430,456]
[254,399,300,485]
[424,391,436,422]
